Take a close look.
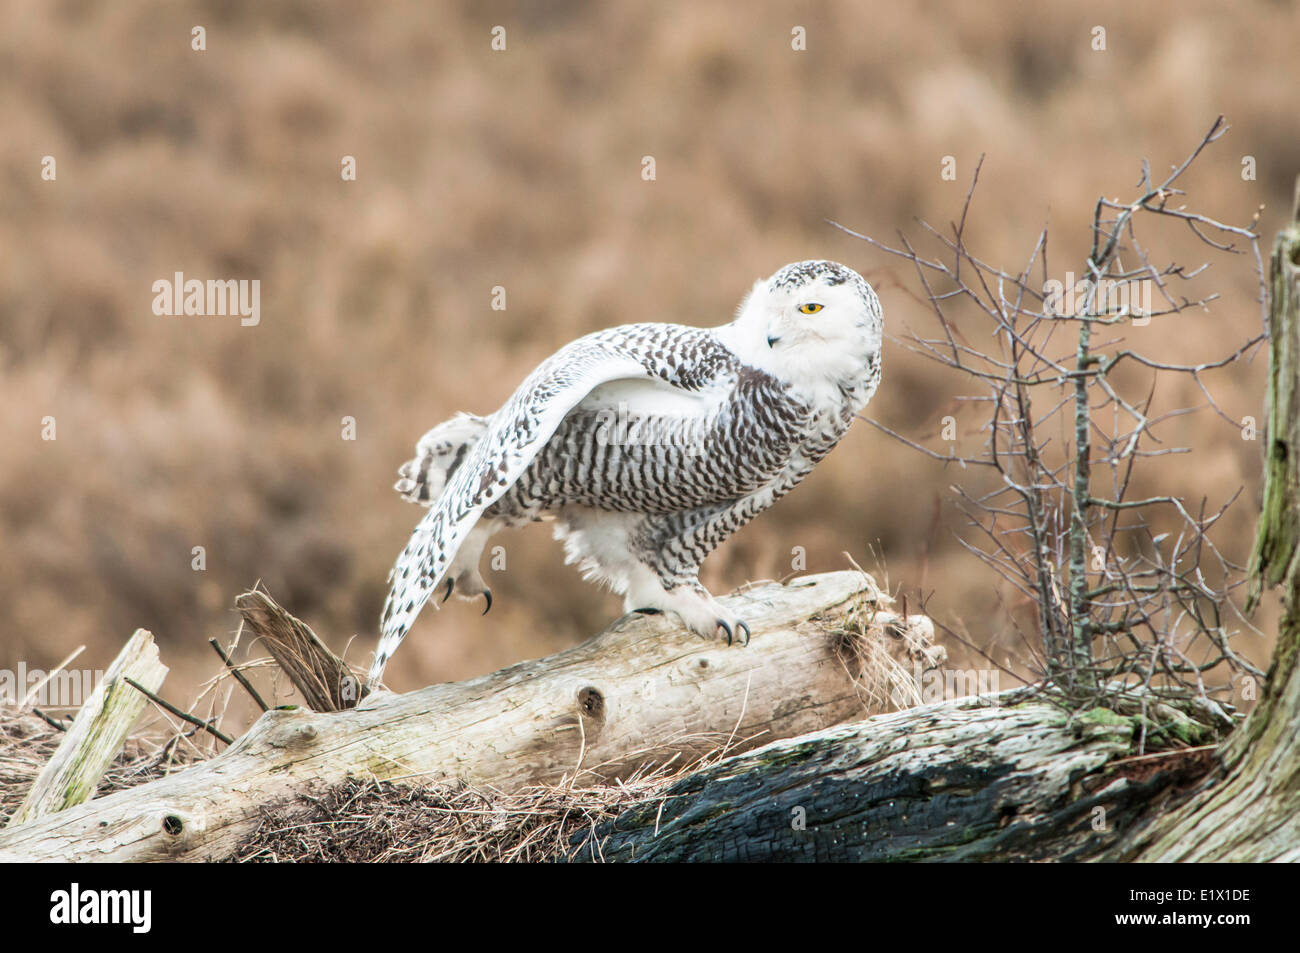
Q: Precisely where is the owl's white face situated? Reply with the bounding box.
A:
[721,260,883,406]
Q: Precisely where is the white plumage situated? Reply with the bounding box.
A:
[370,260,883,685]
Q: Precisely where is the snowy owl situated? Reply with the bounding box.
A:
[370,260,883,685]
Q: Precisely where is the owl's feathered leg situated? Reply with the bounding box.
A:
[554,506,751,645]
[622,565,751,645]
[621,491,798,644]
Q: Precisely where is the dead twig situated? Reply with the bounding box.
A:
[124,677,233,746]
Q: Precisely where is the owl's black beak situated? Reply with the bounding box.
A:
[767,335,781,348]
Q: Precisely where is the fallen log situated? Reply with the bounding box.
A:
[568,690,1223,862]
[0,570,940,862]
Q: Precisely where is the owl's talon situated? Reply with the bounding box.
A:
[441,579,455,603]
[634,607,663,615]
[481,589,493,615]
[713,619,750,646]
[736,621,751,646]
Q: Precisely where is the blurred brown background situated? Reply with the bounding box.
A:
[1,0,1294,722]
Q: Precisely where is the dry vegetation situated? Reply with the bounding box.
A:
[229,769,690,863]
[0,711,202,826]
[2,0,1297,734]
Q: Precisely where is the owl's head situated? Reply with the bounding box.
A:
[724,260,883,405]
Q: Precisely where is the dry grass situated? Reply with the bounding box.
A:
[822,567,950,710]
[0,710,204,826]
[2,0,1294,728]
[228,773,671,863]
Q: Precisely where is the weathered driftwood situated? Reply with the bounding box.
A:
[569,691,1220,862]
[6,629,167,828]
[0,570,939,862]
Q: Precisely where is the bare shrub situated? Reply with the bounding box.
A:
[835,117,1267,719]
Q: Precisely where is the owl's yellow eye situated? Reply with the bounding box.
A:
[798,303,824,314]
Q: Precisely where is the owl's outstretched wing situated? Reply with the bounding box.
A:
[370,326,726,685]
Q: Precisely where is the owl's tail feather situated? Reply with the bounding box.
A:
[393,412,489,507]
